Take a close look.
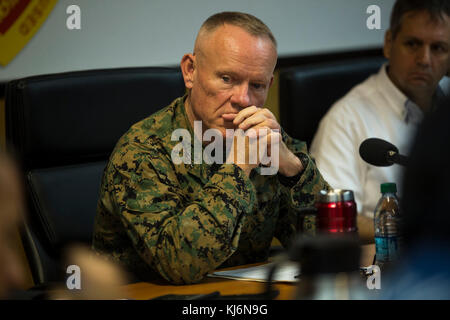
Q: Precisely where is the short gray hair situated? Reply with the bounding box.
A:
[199,11,277,48]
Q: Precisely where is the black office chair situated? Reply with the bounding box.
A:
[5,67,185,287]
[279,56,386,148]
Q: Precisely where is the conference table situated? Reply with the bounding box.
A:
[122,244,375,300]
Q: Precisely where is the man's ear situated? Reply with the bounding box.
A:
[383,30,392,60]
[180,53,196,89]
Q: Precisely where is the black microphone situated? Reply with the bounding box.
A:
[359,138,408,167]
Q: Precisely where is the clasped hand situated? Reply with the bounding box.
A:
[223,106,303,177]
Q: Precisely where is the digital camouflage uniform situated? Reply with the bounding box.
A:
[92,96,329,284]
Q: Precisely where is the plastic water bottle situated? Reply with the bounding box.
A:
[373,183,401,270]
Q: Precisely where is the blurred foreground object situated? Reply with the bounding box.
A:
[50,246,129,300]
[381,103,450,299]
[0,153,26,298]
[290,234,364,300]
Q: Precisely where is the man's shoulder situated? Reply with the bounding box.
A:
[339,73,379,105]
[117,97,185,147]
[130,98,182,139]
[106,97,185,169]
[324,73,382,119]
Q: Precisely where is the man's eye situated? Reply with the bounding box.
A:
[432,44,448,53]
[406,40,425,51]
[251,83,263,90]
[222,76,231,83]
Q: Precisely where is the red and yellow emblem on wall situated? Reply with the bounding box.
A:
[0,0,58,66]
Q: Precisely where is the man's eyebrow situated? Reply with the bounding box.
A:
[402,35,422,42]
[215,70,239,77]
[433,40,450,47]
[403,35,450,46]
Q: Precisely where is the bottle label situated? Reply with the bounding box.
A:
[375,236,400,262]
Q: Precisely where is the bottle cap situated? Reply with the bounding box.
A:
[380,182,397,194]
[340,190,355,202]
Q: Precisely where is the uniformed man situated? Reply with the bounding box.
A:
[92,11,329,284]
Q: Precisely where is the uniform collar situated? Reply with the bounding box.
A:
[172,95,219,179]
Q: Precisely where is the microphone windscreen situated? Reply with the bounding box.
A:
[359,138,398,167]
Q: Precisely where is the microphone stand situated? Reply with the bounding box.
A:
[387,151,408,166]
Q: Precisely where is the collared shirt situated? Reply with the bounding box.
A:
[310,63,443,218]
[404,100,423,125]
[92,96,329,284]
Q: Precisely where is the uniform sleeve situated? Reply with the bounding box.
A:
[106,139,257,284]
[309,102,366,215]
[274,130,331,247]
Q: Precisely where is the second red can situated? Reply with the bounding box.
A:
[315,189,358,234]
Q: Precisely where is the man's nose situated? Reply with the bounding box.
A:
[416,46,431,67]
[230,83,250,108]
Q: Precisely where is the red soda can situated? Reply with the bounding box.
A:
[315,189,358,234]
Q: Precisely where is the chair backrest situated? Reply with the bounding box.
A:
[5,67,185,286]
[279,57,386,148]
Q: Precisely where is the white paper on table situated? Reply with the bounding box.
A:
[207,261,300,283]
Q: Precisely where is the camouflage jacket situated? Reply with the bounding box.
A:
[92,96,329,284]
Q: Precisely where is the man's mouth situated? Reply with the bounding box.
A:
[410,72,431,82]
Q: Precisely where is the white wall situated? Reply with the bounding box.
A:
[0,0,395,81]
